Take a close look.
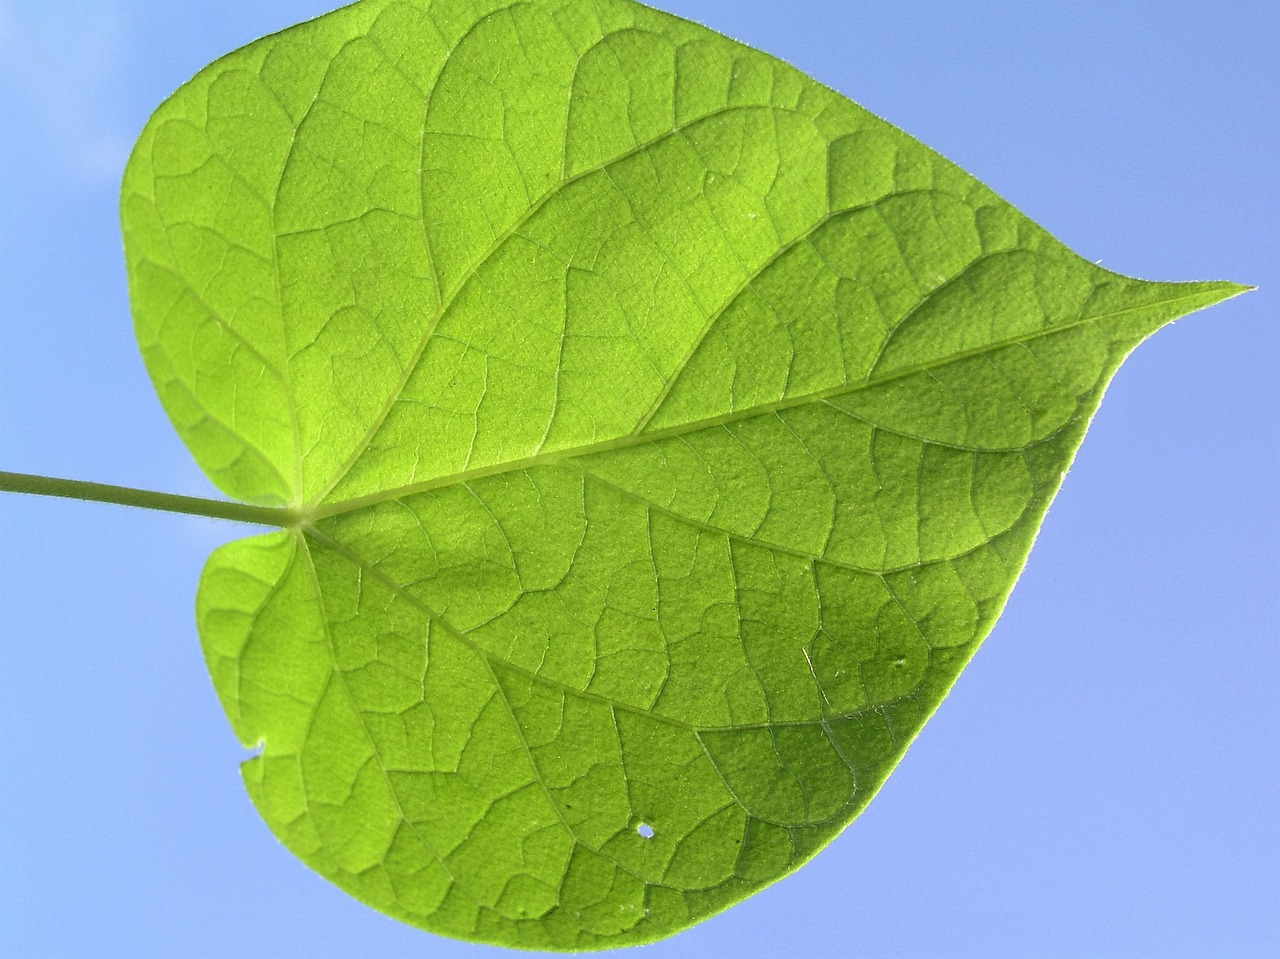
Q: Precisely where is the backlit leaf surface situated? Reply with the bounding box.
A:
[120,0,1242,948]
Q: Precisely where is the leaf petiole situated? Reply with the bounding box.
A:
[0,470,296,527]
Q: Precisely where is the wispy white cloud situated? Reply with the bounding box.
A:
[0,0,131,182]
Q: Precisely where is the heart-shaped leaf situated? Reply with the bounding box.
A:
[120,0,1242,948]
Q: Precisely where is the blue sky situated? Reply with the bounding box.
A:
[1,1,1276,956]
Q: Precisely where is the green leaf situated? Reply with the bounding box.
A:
[119,0,1244,949]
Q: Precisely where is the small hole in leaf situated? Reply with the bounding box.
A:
[637,822,654,839]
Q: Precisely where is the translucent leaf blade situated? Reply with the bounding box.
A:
[121,0,1245,948]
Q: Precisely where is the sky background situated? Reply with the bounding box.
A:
[0,1,1276,957]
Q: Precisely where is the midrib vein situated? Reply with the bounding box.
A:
[309,283,1228,521]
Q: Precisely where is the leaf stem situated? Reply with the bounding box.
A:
[0,470,296,527]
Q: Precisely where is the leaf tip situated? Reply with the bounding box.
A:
[1160,277,1254,321]
[1214,280,1256,298]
